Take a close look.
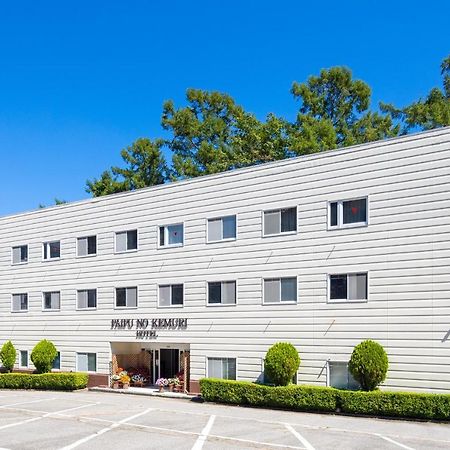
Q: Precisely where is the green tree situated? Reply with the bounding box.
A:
[290,66,399,152]
[86,138,169,197]
[0,341,16,372]
[264,342,300,386]
[162,89,290,179]
[381,55,450,132]
[31,340,58,374]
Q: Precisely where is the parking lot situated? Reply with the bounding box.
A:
[0,390,448,450]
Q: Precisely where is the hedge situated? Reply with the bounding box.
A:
[199,378,450,421]
[0,373,88,391]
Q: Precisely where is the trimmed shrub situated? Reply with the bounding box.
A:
[0,373,88,390]
[199,378,450,420]
[199,379,338,412]
[339,390,450,421]
[0,341,17,372]
[31,340,58,374]
[264,342,300,386]
[348,340,388,391]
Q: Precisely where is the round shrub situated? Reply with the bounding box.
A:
[348,340,389,391]
[264,342,300,386]
[31,340,58,374]
[0,341,16,372]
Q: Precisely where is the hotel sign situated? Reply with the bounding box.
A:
[110,318,188,339]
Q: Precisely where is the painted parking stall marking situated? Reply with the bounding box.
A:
[59,407,154,450]
[191,415,215,450]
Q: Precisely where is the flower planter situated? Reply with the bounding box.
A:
[122,382,129,390]
[158,386,164,393]
[168,384,174,392]
[111,381,120,389]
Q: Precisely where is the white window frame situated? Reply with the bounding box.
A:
[11,244,28,265]
[76,352,97,373]
[76,289,98,311]
[19,350,29,369]
[42,241,61,261]
[328,196,369,230]
[158,223,184,248]
[52,351,62,371]
[206,280,237,306]
[327,272,369,303]
[42,291,61,311]
[76,235,98,258]
[11,293,29,313]
[262,206,298,237]
[157,283,184,308]
[262,276,298,305]
[114,287,138,309]
[206,215,237,243]
[206,356,237,380]
[114,229,139,253]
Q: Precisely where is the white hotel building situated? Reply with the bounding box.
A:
[1,127,449,393]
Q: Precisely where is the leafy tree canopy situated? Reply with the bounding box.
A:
[381,54,450,132]
[86,138,169,196]
[87,57,447,197]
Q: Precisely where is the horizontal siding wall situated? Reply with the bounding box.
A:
[1,127,450,392]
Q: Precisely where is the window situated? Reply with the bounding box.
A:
[328,361,360,390]
[329,273,368,302]
[159,284,183,307]
[207,216,236,242]
[43,291,60,310]
[52,352,61,370]
[208,281,236,305]
[115,287,137,308]
[159,224,183,247]
[115,230,138,252]
[77,353,96,372]
[12,245,28,264]
[43,241,60,260]
[263,277,297,303]
[12,293,28,312]
[329,198,368,228]
[77,236,97,256]
[263,207,297,236]
[77,289,97,309]
[20,350,28,368]
[207,357,236,380]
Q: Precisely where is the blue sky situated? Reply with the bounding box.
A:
[0,1,449,216]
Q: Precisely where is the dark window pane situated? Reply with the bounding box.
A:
[330,202,338,227]
[44,293,52,309]
[87,290,97,308]
[43,244,48,260]
[330,275,347,300]
[49,241,60,258]
[87,236,97,254]
[116,288,126,307]
[281,278,297,302]
[208,282,222,304]
[222,216,236,239]
[127,230,138,250]
[21,294,28,310]
[343,199,367,224]
[159,227,165,246]
[281,208,296,232]
[21,246,28,262]
[171,284,183,305]
[52,352,61,369]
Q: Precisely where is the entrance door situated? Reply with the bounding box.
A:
[159,349,179,379]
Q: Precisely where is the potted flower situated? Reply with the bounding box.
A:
[120,373,131,389]
[168,377,181,392]
[155,378,168,392]
[111,374,121,389]
[131,374,147,387]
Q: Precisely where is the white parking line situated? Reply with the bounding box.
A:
[375,434,416,450]
[0,398,56,408]
[191,415,216,450]
[59,407,154,450]
[285,423,315,450]
[0,403,97,431]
